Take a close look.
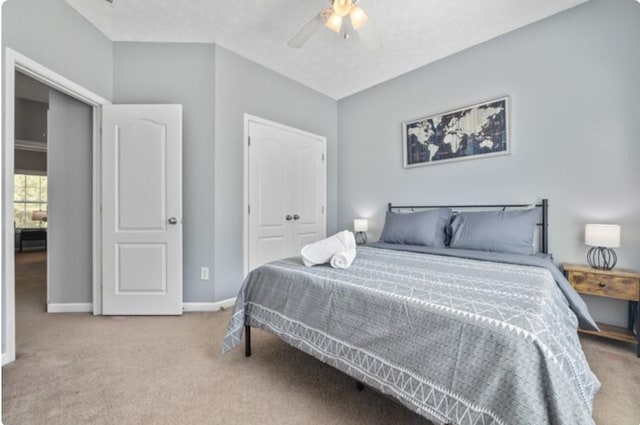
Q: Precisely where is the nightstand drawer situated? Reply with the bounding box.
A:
[568,271,639,300]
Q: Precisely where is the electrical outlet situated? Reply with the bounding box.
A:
[200,267,209,280]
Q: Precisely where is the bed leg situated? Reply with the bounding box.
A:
[245,325,252,357]
[356,381,365,391]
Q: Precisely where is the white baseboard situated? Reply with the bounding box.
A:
[47,303,93,313]
[2,352,13,366]
[182,297,237,312]
[46,300,237,314]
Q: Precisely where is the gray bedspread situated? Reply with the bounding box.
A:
[371,242,599,332]
[222,246,600,425]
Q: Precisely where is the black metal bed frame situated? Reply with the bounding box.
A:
[387,198,549,255]
[245,199,550,371]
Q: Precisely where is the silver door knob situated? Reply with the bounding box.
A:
[285,215,293,221]
[293,214,300,220]
[168,217,178,225]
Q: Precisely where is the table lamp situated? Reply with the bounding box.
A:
[31,210,47,228]
[585,224,620,270]
[354,219,368,245]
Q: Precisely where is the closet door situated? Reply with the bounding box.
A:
[247,118,326,272]
[290,137,325,253]
[248,123,294,271]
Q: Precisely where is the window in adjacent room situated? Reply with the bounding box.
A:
[14,174,47,228]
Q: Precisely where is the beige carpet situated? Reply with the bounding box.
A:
[2,252,639,425]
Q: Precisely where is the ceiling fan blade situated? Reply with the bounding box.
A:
[356,22,382,50]
[287,12,326,48]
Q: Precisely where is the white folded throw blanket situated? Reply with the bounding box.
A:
[301,230,356,267]
[329,249,357,269]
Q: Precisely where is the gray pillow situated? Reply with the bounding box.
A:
[449,209,539,255]
[379,209,452,247]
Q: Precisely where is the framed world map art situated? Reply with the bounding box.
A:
[403,96,510,168]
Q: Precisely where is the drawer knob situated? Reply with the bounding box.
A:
[598,282,606,288]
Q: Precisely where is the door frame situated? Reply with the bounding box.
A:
[2,48,110,365]
[242,114,327,277]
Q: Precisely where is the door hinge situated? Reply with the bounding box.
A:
[248,205,251,214]
[321,206,325,214]
[322,153,325,161]
[248,136,251,146]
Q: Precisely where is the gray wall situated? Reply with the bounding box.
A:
[113,43,338,303]
[15,150,46,173]
[47,89,93,303]
[15,97,48,173]
[213,45,338,300]
[113,42,217,303]
[15,98,47,143]
[2,0,113,100]
[337,0,640,326]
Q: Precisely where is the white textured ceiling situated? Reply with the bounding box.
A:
[65,0,588,99]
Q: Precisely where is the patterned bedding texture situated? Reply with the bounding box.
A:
[223,245,600,425]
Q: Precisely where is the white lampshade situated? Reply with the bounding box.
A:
[333,0,352,17]
[585,224,620,248]
[349,5,368,30]
[354,219,368,232]
[325,12,343,33]
[31,210,47,221]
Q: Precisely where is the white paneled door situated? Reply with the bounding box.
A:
[247,118,326,272]
[102,105,183,315]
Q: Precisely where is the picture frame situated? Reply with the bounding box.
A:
[403,96,510,168]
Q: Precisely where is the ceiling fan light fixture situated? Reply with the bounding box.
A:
[333,0,352,17]
[325,12,343,33]
[349,5,368,30]
[287,1,380,49]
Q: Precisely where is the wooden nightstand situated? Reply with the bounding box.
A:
[564,263,640,357]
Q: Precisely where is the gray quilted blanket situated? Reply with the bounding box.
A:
[222,246,600,425]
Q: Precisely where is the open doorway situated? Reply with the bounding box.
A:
[13,72,50,330]
[3,49,109,364]
[12,70,96,360]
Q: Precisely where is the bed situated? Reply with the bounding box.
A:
[222,200,600,425]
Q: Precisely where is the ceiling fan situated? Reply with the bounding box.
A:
[288,0,381,49]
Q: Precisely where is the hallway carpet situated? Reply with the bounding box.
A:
[3,251,639,424]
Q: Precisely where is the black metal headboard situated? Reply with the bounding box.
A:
[387,199,549,254]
